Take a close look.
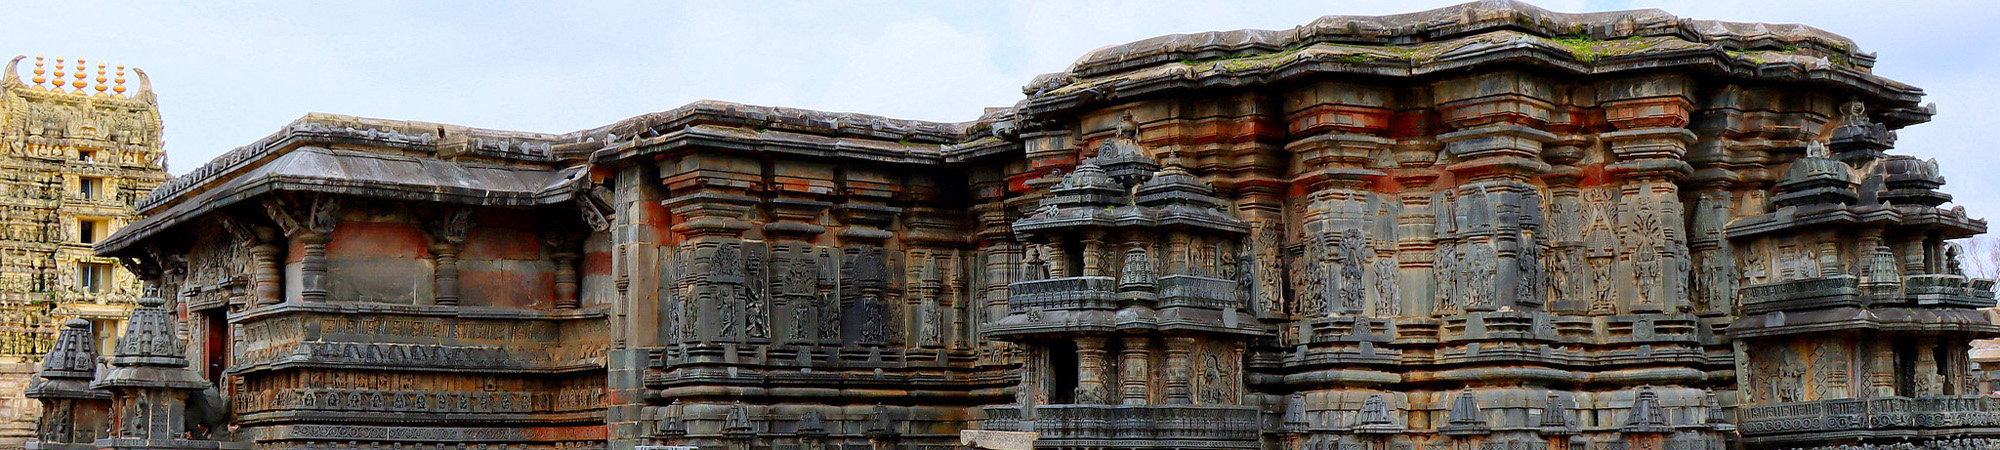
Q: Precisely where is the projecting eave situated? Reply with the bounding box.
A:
[135,113,566,213]
[590,123,949,167]
[1053,0,1869,80]
[579,100,981,167]
[1021,30,1928,124]
[98,146,584,257]
[1021,0,1928,126]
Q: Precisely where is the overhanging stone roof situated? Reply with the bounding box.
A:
[101,102,997,256]
[1019,0,1928,124]
[102,113,578,255]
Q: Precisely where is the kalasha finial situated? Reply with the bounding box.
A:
[51,57,64,90]
[94,63,107,94]
[70,58,86,90]
[114,65,126,94]
[31,55,44,85]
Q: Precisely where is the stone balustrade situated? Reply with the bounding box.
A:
[1008,277,1118,312]
[1739,276,1863,314]
[1156,275,1241,310]
[980,404,1260,445]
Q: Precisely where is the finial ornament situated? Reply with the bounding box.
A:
[70,58,85,90]
[1117,110,1138,139]
[1806,141,1829,159]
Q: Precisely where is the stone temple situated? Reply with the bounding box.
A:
[24,2,2000,450]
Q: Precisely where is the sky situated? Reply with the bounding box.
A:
[0,0,1996,215]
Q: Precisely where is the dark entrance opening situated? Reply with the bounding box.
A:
[1048,340,1079,404]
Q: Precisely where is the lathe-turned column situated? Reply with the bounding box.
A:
[1081,230,1108,277]
[549,231,582,310]
[247,225,284,307]
[1119,336,1152,404]
[1074,336,1111,404]
[1867,338,1897,397]
[426,208,471,306]
[262,194,339,302]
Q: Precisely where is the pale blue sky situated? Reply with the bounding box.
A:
[1,1,1996,216]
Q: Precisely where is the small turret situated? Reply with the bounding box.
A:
[1351,394,1404,434]
[1772,142,1858,207]
[90,296,236,450]
[1439,390,1489,435]
[25,319,111,450]
[1620,386,1672,434]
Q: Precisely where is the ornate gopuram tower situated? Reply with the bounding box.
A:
[0,55,167,447]
[74,2,2000,450]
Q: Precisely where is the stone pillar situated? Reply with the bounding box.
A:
[263,195,338,303]
[1081,230,1107,277]
[1120,336,1151,405]
[1074,336,1110,404]
[1868,338,1897,397]
[1164,335,1195,404]
[1166,231,1191,275]
[427,208,471,306]
[1916,337,1942,397]
[1046,239,1071,279]
[248,226,283,307]
[1900,239,1927,276]
[552,250,580,309]
[298,232,331,302]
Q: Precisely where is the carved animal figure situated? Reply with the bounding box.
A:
[184,385,230,440]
